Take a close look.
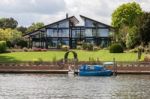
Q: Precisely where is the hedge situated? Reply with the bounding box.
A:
[0,41,7,53]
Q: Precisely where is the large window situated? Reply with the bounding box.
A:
[61,29,69,37]
[47,29,69,37]
[98,29,109,37]
[47,29,53,37]
[85,29,92,37]
[72,30,81,38]
[47,38,69,48]
[59,21,69,27]
[85,19,93,27]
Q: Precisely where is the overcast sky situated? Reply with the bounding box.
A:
[0,0,149,27]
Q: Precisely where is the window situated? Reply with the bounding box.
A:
[85,19,93,27]
[53,29,58,37]
[98,29,109,37]
[47,29,53,37]
[85,29,92,37]
[61,29,69,37]
[59,21,69,27]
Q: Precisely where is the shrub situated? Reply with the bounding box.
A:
[61,45,69,51]
[77,45,82,50]
[87,43,94,50]
[82,42,88,50]
[82,42,94,51]
[41,48,47,52]
[16,39,28,48]
[0,41,7,53]
[33,48,42,51]
[93,46,99,51]
[23,47,28,52]
[144,55,150,62]
[109,43,123,53]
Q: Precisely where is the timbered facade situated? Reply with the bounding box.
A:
[24,15,113,49]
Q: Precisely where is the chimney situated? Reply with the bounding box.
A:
[66,13,68,19]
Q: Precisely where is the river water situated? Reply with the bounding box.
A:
[0,74,149,99]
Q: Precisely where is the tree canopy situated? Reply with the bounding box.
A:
[0,17,18,29]
[26,22,44,33]
[112,2,143,28]
[139,12,150,45]
[0,28,22,41]
[111,2,144,48]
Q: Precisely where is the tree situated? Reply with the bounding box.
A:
[0,17,18,29]
[139,12,150,45]
[0,28,22,48]
[112,2,143,28]
[126,26,139,48]
[111,2,143,49]
[17,26,27,34]
[27,22,44,33]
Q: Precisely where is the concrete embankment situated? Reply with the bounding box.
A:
[0,69,68,74]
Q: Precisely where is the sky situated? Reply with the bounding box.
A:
[0,0,149,27]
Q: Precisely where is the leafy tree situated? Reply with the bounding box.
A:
[17,26,27,34]
[112,2,143,28]
[139,12,150,45]
[111,2,143,49]
[27,22,44,33]
[0,17,18,29]
[126,26,139,48]
[0,28,22,42]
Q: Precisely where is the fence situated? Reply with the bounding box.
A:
[0,61,150,71]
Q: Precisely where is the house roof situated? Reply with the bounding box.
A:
[24,16,79,36]
[80,15,113,28]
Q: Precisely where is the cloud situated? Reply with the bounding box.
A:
[0,0,149,26]
[0,0,66,14]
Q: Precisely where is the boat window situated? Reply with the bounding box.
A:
[87,66,94,70]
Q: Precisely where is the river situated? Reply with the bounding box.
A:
[0,74,149,99]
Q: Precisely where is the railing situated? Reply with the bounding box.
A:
[0,61,150,71]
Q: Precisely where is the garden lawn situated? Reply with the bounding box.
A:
[0,50,145,62]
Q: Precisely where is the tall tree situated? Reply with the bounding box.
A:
[0,17,18,29]
[27,22,44,33]
[111,2,143,48]
[0,28,22,41]
[112,2,143,28]
[139,12,150,45]
[17,26,27,34]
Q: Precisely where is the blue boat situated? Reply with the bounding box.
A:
[79,65,113,76]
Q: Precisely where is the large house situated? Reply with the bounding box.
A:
[24,15,113,49]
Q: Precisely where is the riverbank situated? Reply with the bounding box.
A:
[0,69,150,74]
[0,61,150,74]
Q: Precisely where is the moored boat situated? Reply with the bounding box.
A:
[79,65,113,76]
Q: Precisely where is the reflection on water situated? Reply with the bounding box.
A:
[0,74,149,99]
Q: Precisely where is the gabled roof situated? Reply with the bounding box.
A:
[24,16,79,36]
[80,15,113,28]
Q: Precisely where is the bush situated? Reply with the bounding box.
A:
[77,45,82,50]
[23,47,28,52]
[144,55,150,61]
[82,42,88,50]
[33,48,42,51]
[87,43,94,50]
[109,43,123,53]
[16,39,28,48]
[61,45,69,51]
[82,42,94,51]
[93,46,100,51]
[0,41,7,53]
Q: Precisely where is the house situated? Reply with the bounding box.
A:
[24,15,113,49]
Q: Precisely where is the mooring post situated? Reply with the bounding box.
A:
[113,58,117,76]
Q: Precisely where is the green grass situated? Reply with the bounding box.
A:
[0,50,145,62]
